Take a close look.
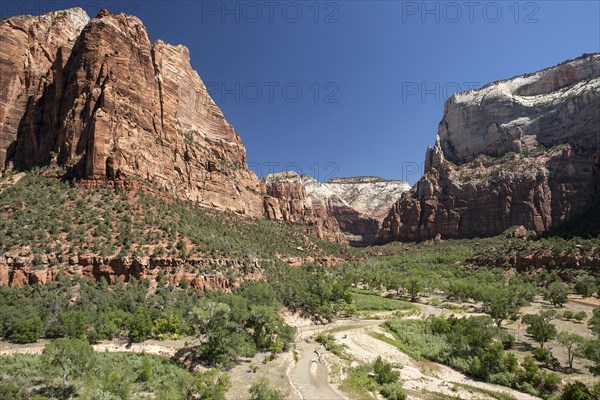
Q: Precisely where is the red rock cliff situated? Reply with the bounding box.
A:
[0,8,262,216]
[379,54,600,242]
[263,172,348,243]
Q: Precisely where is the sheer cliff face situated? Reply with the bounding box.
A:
[263,172,410,245]
[0,9,262,216]
[379,54,600,243]
[0,9,90,168]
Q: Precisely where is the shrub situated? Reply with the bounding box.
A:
[0,381,22,400]
[573,311,587,322]
[248,377,284,400]
[373,356,399,385]
[41,338,95,389]
[380,382,407,400]
[561,381,591,400]
[127,309,153,343]
[8,315,43,344]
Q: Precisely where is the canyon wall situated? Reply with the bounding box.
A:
[264,172,410,245]
[0,8,263,216]
[379,54,600,242]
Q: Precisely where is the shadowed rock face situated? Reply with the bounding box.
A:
[0,8,262,216]
[379,54,600,243]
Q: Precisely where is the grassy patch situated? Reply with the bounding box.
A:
[452,383,516,400]
[351,290,417,312]
[383,320,449,361]
[339,364,377,400]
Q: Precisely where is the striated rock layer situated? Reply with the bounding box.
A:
[0,8,262,216]
[0,251,260,289]
[379,54,600,243]
[263,172,410,245]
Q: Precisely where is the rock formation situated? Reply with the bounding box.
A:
[379,54,600,242]
[0,249,261,289]
[264,172,410,245]
[0,8,263,216]
[263,172,348,243]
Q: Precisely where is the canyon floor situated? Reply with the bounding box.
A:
[2,294,596,399]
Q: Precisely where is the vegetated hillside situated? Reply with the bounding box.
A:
[0,170,354,286]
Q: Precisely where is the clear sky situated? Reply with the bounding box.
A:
[4,1,599,183]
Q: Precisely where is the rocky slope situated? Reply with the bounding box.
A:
[264,172,410,245]
[379,54,600,242]
[0,8,262,216]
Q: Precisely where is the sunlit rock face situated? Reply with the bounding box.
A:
[264,172,410,245]
[0,9,263,216]
[379,54,600,242]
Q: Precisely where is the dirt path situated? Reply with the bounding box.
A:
[285,303,543,400]
[290,340,345,400]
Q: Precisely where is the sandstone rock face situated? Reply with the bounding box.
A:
[0,252,261,289]
[379,54,600,242]
[0,9,262,216]
[0,9,90,168]
[264,172,410,245]
[263,172,347,243]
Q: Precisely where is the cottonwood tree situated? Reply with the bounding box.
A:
[544,282,570,307]
[574,273,596,299]
[557,331,584,369]
[41,338,95,390]
[483,287,521,327]
[522,310,558,348]
[402,277,423,302]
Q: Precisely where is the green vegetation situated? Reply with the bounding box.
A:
[522,310,558,348]
[384,316,562,398]
[350,289,416,314]
[0,351,196,399]
[41,338,94,390]
[0,173,351,260]
[557,332,584,369]
[452,384,516,400]
[340,357,405,400]
[248,377,284,400]
[574,273,597,298]
[2,171,600,399]
[314,332,347,358]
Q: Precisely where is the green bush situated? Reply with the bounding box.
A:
[380,382,406,400]
[373,356,399,385]
[0,381,22,400]
[248,377,284,400]
[561,381,591,400]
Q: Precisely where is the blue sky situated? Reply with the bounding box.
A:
[4,1,599,183]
